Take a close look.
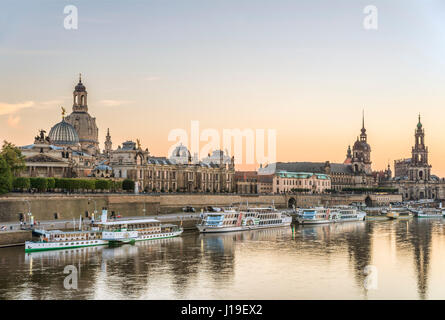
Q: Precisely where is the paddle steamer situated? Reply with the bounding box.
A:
[25,209,182,252]
[197,206,292,233]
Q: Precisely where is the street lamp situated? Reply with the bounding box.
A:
[24,199,31,222]
[88,198,97,220]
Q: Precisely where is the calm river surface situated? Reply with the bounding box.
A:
[1,219,445,300]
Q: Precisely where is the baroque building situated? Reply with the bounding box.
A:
[351,113,372,175]
[256,114,375,192]
[64,75,100,156]
[384,115,445,200]
[108,141,236,193]
[20,76,99,178]
[20,127,94,178]
[235,171,258,194]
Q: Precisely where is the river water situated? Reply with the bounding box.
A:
[0,219,444,300]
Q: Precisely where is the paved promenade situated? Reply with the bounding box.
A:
[0,211,201,232]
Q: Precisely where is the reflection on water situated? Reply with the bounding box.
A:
[1,219,445,299]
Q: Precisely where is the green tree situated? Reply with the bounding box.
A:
[55,178,67,190]
[47,177,55,190]
[80,179,95,191]
[13,177,30,191]
[95,179,111,191]
[1,141,25,175]
[30,177,48,192]
[0,156,13,194]
[112,180,123,192]
[122,179,135,191]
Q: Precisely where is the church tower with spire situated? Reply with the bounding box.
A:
[344,145,352,164]
[104,128,113,157]
[409,114,431,181]
[351,111,372,174]
[72,73,88,112]
[65,74,100,156]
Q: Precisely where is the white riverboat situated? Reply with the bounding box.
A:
[296,207,339,225]
[93,219,183,244]
[25,229,107,252]
[197,206,292,233]
[411,207,444,218]
[335,206,367,222]
[25,209,183,252]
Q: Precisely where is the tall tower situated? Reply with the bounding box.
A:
[104,128,113,156]
[409,114,431,181]
[65,74,100,156]
[352,111,372,174]
[73,74,88,112]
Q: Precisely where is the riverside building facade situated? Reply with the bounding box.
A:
[382,115,445,200]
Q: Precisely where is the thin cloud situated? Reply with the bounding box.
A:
[0,101,35,116]
[0,100,64,116]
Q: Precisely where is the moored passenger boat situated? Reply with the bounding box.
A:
[94,218,183,244]
[25,229,107,252]
[334,206,367,222]
[25,209,183,252]
[197,206,292,233]
[412,208,444,218]
[296,207,339,225]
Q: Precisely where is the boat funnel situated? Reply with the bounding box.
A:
[101,208,108,222]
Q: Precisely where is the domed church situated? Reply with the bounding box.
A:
[18,75,100,178]
[64,74,100,156]
[48,117,80,147]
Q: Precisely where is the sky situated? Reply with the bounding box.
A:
[1,0,445,174]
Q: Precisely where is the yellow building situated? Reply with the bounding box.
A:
[273,171,331,194]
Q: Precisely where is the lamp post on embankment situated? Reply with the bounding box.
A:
[24,199,32,226]
[88,198,97,222]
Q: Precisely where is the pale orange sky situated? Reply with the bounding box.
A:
[1,1,445,176]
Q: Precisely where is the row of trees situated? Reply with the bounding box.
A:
[341,187,399,194]
[12,177,136,193]
[289,188,312,193]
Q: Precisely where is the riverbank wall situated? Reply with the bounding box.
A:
[0,230,32,247]
[0,193,402,223]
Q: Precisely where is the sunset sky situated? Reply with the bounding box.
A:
[1,1,445,174]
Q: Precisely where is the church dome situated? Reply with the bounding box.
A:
[172,144,191,158]
[49,119,79,146]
